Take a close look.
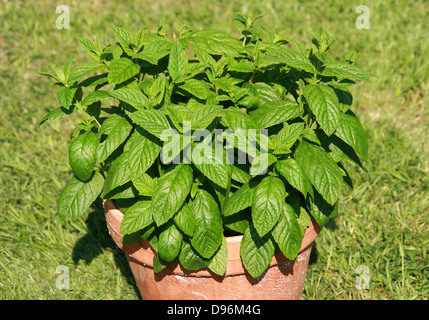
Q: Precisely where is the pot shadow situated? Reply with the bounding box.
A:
[71,198,142,299]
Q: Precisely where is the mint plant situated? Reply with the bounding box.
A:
[41,15,369,278]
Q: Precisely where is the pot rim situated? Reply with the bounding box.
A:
[104,199,322,277]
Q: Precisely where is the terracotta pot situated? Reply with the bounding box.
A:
[104,199,322,300]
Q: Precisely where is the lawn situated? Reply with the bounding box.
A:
[0,0,427,300]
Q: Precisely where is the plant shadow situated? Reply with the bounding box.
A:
[71,198,142,299]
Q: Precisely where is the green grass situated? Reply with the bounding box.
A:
[0,0,427,299]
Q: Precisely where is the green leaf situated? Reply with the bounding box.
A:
[179,237,210,271]
[178,79,212,100]
[68,62,106,84]
[294,140,343,205]
[130,109,171,138]
[190,30,243,56]
[274,122,305,152]
[223,182,255,217]
[212,77,243,93]
[321,62,370,82]
[191,143,231,189]
[39,106,76,127]
[220,108,259,131]
[57,171,104,221]
[158,220,183,262]
[251,100,302,129]
[189,105,222,130]
[303,84,341,136]
[173,203,195,237]
[261,48,315,73]
[102,152,131,197]
[120,201,153,234]
[168,40,188,83]
[305,190,338,226]
[81,90,110,107]
[151,164,193,226]
[134,51,158,65]
[208,236,228,276]
[126,128,162,180]
[334,112,368,161]
[109,87,149,110]
[112,26,134,56]
[131,173,158,196]
[271,203,303,260]
[276,158,313,198]
[77,38,101,61]
[240,222,275,278]
[252,176,287,236]
[57,86,78,108]
[108,58,140,85]
[189,189,223,259]
[69,132,98,182]
[96,114,133,163]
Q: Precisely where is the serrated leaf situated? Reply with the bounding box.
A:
[102,152,131,197]
[168,40,188,83]
[208,236,228,276]
[151,164,193,226]
[96,114,133,163]
[105,181,139,199]
[131,173,158,196]
[57,86,78,108]
[334,112,368,161]
[120,201,153,234]
[158,220,183,262]
[68,62,106,84]
[220,108,259,131]
[126,127,162,180]
[81,90,110,107]
[108,58,140,85]
[228,60,254,73]
[240,222,275,278]
[189,105,222,130]
[303,84,341,136]
[294,140,343,205]
[173,203,195,237]
[69,132,98,182]
[130,109,171,138]
[179,79,212,100]
[223,182,255,217]
[179,237,210,271]
[112,26,134,56]
[190,30,243,56]
[57,171,104,221]
[271,203,303,260]
[212,77,243,93]
[305,190,338,226]
[134,51,158,65]
[109,87,149,110]
[39,106,76,127]
[77,38,100,61]
[189,189,223,259]
[274,122,305,152]
[191,142,231,189]
[252,176,287,236]
[261,48,315,73]
[321,62,370,81]
[276,158,313,198]
[251,100,302,129]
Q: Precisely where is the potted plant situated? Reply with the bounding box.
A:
[40,14,369,300]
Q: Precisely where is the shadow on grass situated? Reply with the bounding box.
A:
[71,198,141,299]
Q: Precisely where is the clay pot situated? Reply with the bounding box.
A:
[104,199,322,300]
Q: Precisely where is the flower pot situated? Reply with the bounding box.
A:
[104,199,322,300]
